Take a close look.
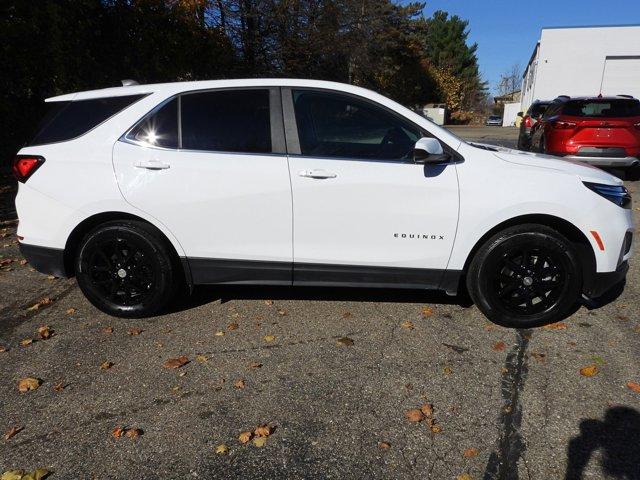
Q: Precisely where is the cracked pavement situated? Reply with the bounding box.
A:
[1,128,639,479]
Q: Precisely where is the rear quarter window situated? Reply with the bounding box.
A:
[29,94,147,146]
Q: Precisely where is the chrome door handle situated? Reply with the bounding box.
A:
[135,160,170,170]
[298,169,337,179]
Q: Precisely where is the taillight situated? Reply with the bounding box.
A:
[12,155,45,183]
[551,120,577,130]
[524,116,532,128]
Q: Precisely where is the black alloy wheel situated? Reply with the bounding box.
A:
[467,224,582,328]
[75,220,176,318]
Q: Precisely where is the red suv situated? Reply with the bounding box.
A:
[530,95,640,170]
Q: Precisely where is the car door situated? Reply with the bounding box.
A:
[284,88,460,288]
[113,88,293,284]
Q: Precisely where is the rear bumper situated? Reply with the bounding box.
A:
[583,261,629,299]
[19,243,69,278]
[563,155,639,168]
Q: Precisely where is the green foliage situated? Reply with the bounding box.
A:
[0,0,486,163]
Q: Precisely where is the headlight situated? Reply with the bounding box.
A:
[583,182,632,209]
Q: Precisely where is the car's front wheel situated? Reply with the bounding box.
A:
[75,220,177,318]
[466,224,582,328]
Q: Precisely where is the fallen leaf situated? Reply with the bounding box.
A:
[127,328,143,336]
[342,312,353,319]
[457,474,473,480]
[215,444,229,455]
[234,379,246,389]
[378,441,391,449]
[4,426,23,441]
[249,362,262,369]
[405,409,424,423]
[492,341,506,352]
[27,297,53,312]
[252,436,267,447]
[264,300,274,306]
[616,315,630,321]
[580,365,598,377]
[53,382,64,392]
[102,326,113,334]
[227,322,239,331]
[19,259,27,266]
[38,326,52,340]
[214,331,225,337]
[627,381,640,394]
[530,352,546,363]
[1,471,24,480]
[100,361,113,370]
[420,403,433,417]
[544,322,567,330]
[20,338,33,347]
[264,335,276,342]
[65,308,76,315]
[0,346,6,352]
[254,425,271,437]
[336,336,354,347]
[18,377,41,393]
[163,356,189,369]
[463,448,478,458]
[112,426,124,438]
[277,309,287,316]
[430,424,442,433]
[125,428,142,438]
[421,306,434,317]
[483,324,495,331]
[196,355,208,363]
[401,321,415,330]
[443,366,453,375]
[238,431,252,444]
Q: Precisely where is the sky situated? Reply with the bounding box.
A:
[414,0,640,95]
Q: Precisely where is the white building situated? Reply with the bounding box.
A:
[521,25,640,111]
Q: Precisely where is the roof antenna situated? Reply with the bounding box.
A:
[121,79,139,87]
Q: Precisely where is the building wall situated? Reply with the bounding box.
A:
[521,25,640,111]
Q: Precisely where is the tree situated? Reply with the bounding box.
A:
[497,63,522,96]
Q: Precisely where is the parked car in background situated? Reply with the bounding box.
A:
[485,115,502,126]
[517,100,551,150]
[530,95,640,171]
[14,79,633,328]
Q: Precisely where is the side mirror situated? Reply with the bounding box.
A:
[413,137,450,164]
[517,111,524,117]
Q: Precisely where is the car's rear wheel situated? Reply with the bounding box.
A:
[466,224,582,328]
[75,220,176,318]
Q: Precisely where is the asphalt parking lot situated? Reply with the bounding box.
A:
[1,127,639,480]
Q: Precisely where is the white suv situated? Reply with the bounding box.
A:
[14,79,633,327]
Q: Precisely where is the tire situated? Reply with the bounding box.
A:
[75,220,177,318]
[466,224,582,328]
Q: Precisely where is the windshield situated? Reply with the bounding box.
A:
[562,99,640,118]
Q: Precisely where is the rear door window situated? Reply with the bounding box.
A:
[29,94,146,145]
[562,99,640,117]
[126,98,179,149]
[180,89,272,153]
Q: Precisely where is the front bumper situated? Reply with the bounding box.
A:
[583,260,629,299]
[19,243,69,278]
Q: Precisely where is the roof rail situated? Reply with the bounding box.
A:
[121,79,139,87]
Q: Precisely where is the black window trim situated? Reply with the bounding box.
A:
[120,87,287,156]
[281,86,463,164]
[29,93,150,147]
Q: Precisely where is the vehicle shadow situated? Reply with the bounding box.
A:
[168,284,474,314]
[565,406,640,480]
[0,173,18,224]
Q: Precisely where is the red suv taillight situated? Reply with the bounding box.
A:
[12,155,45,183]
[551,120,577,130]
[524,116,532,128]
